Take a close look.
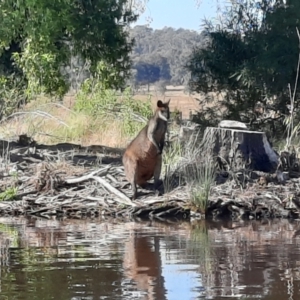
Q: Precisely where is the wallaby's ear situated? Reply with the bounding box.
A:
[157,100,163,107]
[166,98,171,105]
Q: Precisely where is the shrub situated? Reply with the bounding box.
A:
[74,79,153,141]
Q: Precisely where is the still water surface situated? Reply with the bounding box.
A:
[0,217,299,300]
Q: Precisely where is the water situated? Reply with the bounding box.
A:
[0,217,299,300]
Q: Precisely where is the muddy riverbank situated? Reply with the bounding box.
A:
[0,135,300,221]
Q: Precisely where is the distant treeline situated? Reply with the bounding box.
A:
[129,25,208,89]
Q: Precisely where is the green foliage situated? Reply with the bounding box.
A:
[170,107,182,124]
[188,0,300,139]
[0,0,137,98]
[0,75,26,119]
[74,74,119,117]
[0,187,18,201]
[74,80,152,138]
[119,88,153,137]
[12,44,68,97]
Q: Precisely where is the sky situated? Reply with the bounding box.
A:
[133,0,227,31]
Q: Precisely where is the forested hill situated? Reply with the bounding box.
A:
[129,25,208,87]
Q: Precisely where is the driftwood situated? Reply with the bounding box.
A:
[0,134,300,221]
[206,177,300,220]
[0,135,190,220]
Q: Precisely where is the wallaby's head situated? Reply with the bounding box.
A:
[156,99,170,121]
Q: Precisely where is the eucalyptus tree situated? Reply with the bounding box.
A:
[188,0,300,137]
[0,0,138,98]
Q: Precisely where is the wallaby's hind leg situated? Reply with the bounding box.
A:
[130,163,138,200]
[153,155,163,196]
[123,155,138,200]
[131,180,138,200]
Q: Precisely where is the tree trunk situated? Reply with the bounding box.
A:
[202,127,279,172]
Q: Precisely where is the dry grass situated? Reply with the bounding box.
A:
[133,94,198,120]
[134,85,225,120]
[134,85,200,119]
[0,85,220,147]
[0,96,133,147]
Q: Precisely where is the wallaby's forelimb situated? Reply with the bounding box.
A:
[159,135,165,153]
[147,122,161,154]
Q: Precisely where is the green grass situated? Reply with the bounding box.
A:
[0,187,18,201]
[185,157,215,213]
[163,139,184,193]
[161,129,215,213]
[180,131,215,213]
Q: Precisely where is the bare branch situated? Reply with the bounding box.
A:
[91,176,135,206]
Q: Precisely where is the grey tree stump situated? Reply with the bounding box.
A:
[202,127,279,172]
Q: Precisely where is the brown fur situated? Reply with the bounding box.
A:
[122,99,170,200]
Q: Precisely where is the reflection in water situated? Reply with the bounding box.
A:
[0,218,299,299]
[123,232,166,300]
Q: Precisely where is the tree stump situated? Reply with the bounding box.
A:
[202,127,279,172]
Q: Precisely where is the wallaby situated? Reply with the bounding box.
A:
[122,99,170,200]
